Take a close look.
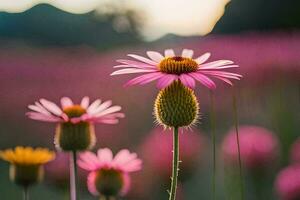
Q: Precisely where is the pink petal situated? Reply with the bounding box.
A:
[26,112,62,122]
[111,68,157,76]
[120,174,131,196]
[115,59,157,69]
[89,100,112,115]
[124,72,164,87]
[200,70,242,79]
[113,149,132,165]
[179,74,196,89]
[157,75,178,89]
[87,172,99,196]
[164,49,175,57]
[78,152,100,171]
[189,72,216,89]
[87,99,101,113]
[195,52,211,64]
[97,148,113,163]
[40,99,63,116]
[28,104,51,115]
[181,49,194,58]
[200,65,239,70]
[213,76,233,85]
[127,54,158,65]
[146,51,164,62]
[122,159,142,172]
[60,97,73,108]
[96,119,120,124]
[199,60,234,69]
[80,96,90,109]
[94,106,121,117]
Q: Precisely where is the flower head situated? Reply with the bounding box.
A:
[275,164,300,200]
[0,146,55,186]
[78,148,142,197]
[222,125,279,170]
[27,96,125,124]
[111,49,241,89]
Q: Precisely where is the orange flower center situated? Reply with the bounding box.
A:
[63,105,86,118]
[158,56,198,75]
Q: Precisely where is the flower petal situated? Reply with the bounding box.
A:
[146,51,164,62]
[199,60,234,69]
[195,52,211,64]
[116,59,157,69]
[127,54,158,65]
[28,104,51,115]
[157,75,178,89]
[97,148,113,163]
[111,68,157,76]
[40,99,63,116]
[26,112,62,122]
[200,70,242,79]
[189,72,217,89]
[90,100,112,115]
[80,96,90,109]
[87,172,99,196]
[60,97,73,109]
[94,106,122,118]
[87,99,101,113]
[179,74,196,89]
[124,72,164,87]
[182,49,194,58]
[164,49,175,57]
[78,152,100,171]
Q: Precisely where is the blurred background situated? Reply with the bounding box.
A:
[0,0,299,199]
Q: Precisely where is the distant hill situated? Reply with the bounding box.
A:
[0,4,141,49]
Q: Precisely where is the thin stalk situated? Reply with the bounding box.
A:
[232,89,245,200]
[70,151,78,200]
[209,91,217,200]
[168,127,179,200]
[23,186,29,200]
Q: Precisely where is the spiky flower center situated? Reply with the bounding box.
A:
[159,56,198,75]
[95,168,124,196]
[63,105,86,118]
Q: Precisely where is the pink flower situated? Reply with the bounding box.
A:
[111,49,242,89]
[26,96,125,124]
[275,164,300,200]
[78,148,142,197]
[222,125,279,169]
[290,138,300,163]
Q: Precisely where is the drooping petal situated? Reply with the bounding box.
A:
[80,96,90,109]
[124,72,164,87]
[200,65,239,70]
[164,49,175,57]
[116,59,157,69]
[97,148,113,164]
[157,75,178,89]
[189,72,217,89]
[39,99,63,116]
[26,112,62,122]
[87,99,101,113]
[195,52,211,64]
[213,76,233,85]
[94,106,122,118]
[89,100,112,115]
[200,70,242,79]
[179,74,196,89]
[199,60,234,69]
[182,49,194,58]
[120,174,131,196]
[127,54,158,65]
[28,104,51,115]
[146,51,164,62]
[87,172,99,196]
[111,68,157,76]
[60,97,73,109]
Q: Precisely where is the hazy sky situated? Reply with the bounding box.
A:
[0,0,230,40]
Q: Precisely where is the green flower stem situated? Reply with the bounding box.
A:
[23,186,29,200]
[70,151,78,200]
[209,91,217,200]
[169,127,179,200]
[232,89,245,200]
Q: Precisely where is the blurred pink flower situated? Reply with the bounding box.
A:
[78,148,142,197]
[27,96,125,124]
[111,49,241,89]
[290,138,300,163]
[222,125,279,169]
[141,127,205,180]
[275,164,300,200]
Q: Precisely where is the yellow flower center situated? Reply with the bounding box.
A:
[63,105,86,118]
[158,56,198,75]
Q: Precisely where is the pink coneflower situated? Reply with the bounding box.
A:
[78,148,142,198]
[111,49,241,89]
[275,164,300,200]
[27,96,124,125]
[222,125,279,169]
